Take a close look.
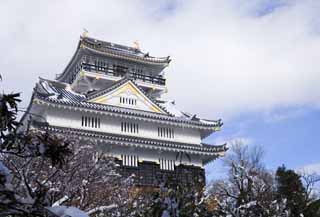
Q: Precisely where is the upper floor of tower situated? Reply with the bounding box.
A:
[56,34,171,98]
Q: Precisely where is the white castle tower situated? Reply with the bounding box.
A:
[22,34,227,186]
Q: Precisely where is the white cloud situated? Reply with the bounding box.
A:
[263,107,307,123]
[1,0,320,120]
[207,135,254,147]
[297,163,320,175]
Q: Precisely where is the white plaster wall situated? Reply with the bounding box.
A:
[44,107,205,167]
[45,107,202,144]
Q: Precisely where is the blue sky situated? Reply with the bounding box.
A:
[0,0,319,181]
[205,106,320,181]
[203,0,320,181]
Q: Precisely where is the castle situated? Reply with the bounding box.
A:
[22,33,226,186]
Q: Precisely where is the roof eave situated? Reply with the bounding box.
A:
[82,44,170,66]
[32,95,218,130]
[81,36,171,65]
[31,123,227,156]
[56,40,83,82]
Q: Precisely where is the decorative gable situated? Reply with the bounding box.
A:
[87,80,167,114]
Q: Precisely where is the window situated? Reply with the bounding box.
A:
[120,96,137,106]
[158,127,174,138]
[121,122,139,134]
[159,158,175,171]
[134,68,143,74]
[81,116,100,128]
[121,154,138,167]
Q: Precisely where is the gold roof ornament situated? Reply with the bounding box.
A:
[82,28,89,38]
[133,40,140,50]
[80,71,85,77]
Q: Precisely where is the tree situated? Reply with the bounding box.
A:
[0,77,134,217]
[301,172,320,206]
[2,138,136,216]
[208,142,284,217]
[0,85,72,216]
[276,165,307,216]
[133,178,211,217]
[275,166,320,217]
[208,142,320,217]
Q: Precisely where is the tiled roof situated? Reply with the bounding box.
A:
[81,37,171,65]
[34,79,222,129]
[33,122,227,156]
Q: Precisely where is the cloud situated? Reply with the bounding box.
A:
[207,135,254,147]
[263,107,307,123]
[297,163,320,175]
[0,0,320,120]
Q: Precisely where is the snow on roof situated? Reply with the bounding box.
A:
[160,101,186,118]
[38,78,86,103]
[160,100,221,125]
[82,37,171,63]
[200,119,220,125]
[35,79,221,128]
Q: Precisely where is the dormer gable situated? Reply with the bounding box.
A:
[87,79,168,114]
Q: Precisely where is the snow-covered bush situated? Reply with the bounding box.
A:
[207,143,320,217]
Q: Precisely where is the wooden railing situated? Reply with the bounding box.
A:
[81,63,166,85]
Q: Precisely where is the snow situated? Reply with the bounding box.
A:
[87,204,117,215]
[162,210,170,217]
[52,195,69,207]
[161,100,218,126]
[41,79,56,95]
[199,119,217,125]
[39,143,46,155]
[0,161,9,177]
[0,161,12,184]
[161,101,187,117]
[65,84,86,97]
[239,201,257,209]
[47,206,88,217]
[39,79,85,102]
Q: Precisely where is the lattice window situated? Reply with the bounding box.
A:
[81,116,101,128]
[159,158,175,171]
[120,96,137,106]
[121,154,138,167]
[121,122,139,134]
[158,127,174,138]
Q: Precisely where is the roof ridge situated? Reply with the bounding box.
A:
[82,36,171,61]
[83,36,139,53]
[86,77,130,100]
[39,77,69,89]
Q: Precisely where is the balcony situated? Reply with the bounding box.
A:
[81,63,166,86]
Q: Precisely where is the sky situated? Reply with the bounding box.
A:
[0,0,319,181]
